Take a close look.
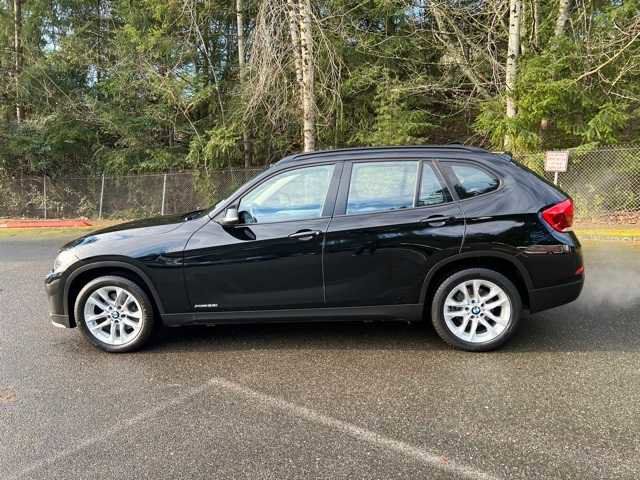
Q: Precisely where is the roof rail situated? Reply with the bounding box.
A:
[277,145,490,164]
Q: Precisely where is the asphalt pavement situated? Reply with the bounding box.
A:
[1,237,639,479]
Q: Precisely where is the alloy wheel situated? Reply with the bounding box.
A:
[443,279,512,343]
[83,286,144,346]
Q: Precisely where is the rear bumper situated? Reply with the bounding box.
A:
[528,277,584,313]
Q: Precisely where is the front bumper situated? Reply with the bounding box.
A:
[528,277,584,313]
[45,272,73,328]
[50,313,71,328]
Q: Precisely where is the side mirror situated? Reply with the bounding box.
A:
[217,207,240,226]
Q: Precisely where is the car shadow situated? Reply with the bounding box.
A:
[144,297,640,354]
[505,302,640,353]
[147,320,449,353]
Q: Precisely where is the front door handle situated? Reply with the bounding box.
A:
[420,215,455,227]
[288,230,322,241]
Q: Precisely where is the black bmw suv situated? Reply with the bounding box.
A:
[46,145,583,353]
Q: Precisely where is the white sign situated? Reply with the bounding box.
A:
[544,151,569,173]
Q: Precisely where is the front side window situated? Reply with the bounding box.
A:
[346,161,418,215]
[447,164,499,199]
[418,163,452,206]
[238,164,335,223]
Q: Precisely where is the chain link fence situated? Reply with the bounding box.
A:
[1,145,639,222]
[516,145,640,223]
[0,169,263,220]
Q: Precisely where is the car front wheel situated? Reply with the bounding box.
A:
[75,275,155,353]
[431,268,521,352]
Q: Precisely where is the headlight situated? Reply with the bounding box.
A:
[53,250,78,273]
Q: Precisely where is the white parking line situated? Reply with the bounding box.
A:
[5,380,215,480]
[6,377,498,480]
[210,377,499,480]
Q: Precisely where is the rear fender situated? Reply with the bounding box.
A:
[420,251,533,305]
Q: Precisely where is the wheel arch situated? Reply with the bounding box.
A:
[420,252,532,314]
[64,261,165,328]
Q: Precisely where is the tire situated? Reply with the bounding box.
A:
[75,275,155,353]
[430,268,521,352]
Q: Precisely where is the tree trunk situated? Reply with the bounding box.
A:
[287,0,315,152]
[286,0,304,89]
[520,0,527,55]
[14,0,22,123]
[504,0,522,151]
[236,0,252,167]
[298,0,315,152]
[532,0,540,49]
[554,0,571,37]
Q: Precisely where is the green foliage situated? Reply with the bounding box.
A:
[475,13,640,152]
[584,103,630,144]
[354,80,431,146]
[0,0,638,176]
[187,125,242,170]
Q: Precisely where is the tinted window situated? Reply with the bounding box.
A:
[418,163,452,206]
[346,161,418,215]
[449,164,499,199]
[238,164,335,223]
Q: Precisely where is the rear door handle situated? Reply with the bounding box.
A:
[420,215,455,227]
[288,230,322,241]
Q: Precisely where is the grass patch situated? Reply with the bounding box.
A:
[0,226,97,239]
[574,225,640,241]
[0,220,118,239]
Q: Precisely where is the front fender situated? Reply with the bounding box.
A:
[62,259,167,322]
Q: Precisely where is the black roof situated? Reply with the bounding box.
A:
[276,145,494,165]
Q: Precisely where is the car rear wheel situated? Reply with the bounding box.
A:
[75,276,155,353]
[431,268,521,351]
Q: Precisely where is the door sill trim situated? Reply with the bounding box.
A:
[161,304,423,326]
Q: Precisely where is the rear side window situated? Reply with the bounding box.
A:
[347,161,418,214]
[447,164,499,199]
[418,163,452,206]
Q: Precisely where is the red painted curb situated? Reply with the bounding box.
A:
[0,219,92,228]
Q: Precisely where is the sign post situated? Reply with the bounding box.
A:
[544,150,569,185]
[161,173,167,216]
[98,174,105,219]
[43,174,47,219]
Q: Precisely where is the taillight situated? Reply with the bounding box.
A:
[542,199,574,232]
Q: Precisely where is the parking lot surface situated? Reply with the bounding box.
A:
[1,237,639,479]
